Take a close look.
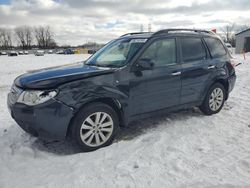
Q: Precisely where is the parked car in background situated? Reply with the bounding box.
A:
[56,50,64,54]
[64,49,74,55]
[24,51,29,55]
[8,51,18,56]
[18,51,24,55]
[47,50,53,54]
[35,50,45,56]
[0,51,7,55]
[56,49,74,55]
[225,43,233,54]
[7,29,236,152]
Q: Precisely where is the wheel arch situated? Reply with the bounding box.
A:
[213,78,229,100]
[66,97,124,139]
[203,78,229,102]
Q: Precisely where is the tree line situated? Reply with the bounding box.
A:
[1,23,249,50]
[0,25,57,50]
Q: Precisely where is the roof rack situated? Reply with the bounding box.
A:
[120,32,153,37]
[152,29,215,36]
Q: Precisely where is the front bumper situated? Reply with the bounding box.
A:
[7,92,74,140]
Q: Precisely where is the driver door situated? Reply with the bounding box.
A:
[129,38,182,115]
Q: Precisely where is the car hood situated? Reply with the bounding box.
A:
[14,62,115,89]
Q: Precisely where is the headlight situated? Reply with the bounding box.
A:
[17,90,57,106]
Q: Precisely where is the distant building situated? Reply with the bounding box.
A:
[235,28,250,54]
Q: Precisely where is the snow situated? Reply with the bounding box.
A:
[0,53,250,188]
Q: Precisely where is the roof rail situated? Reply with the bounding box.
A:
[152,29,215,36]
[120,32,153,37]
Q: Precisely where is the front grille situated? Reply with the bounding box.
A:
[8,85,23,105]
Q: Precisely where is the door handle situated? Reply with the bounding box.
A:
[207,65,215,69]
[171,71,181,76]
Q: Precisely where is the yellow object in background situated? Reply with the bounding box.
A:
[75,48,88,54]
[74,49,80,54]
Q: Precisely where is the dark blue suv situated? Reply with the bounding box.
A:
[7,29,236,151]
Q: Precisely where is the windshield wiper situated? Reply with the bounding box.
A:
[85,63,102,67]
[99,64,120,68]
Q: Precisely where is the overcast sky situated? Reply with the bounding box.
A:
[0,0,249,45]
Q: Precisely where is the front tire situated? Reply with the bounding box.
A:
[71,102,119,152]
[200,83,226,115]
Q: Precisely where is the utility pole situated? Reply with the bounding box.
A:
[140,24,144,32]
[148,23,152,32]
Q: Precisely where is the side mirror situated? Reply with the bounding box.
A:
[136,58,154,71]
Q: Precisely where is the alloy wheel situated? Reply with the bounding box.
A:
[209,88,224,111]
[80,112,114,147]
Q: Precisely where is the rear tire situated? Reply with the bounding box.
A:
[199,83,226,115]
[71,102,119,152]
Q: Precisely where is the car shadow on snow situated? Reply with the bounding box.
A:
[30,107,202,155]
[31,139,83,155]
[116,107,202,141]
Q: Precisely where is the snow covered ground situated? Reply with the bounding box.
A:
[0,53,250,188]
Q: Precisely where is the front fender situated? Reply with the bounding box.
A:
[55,74,129,113]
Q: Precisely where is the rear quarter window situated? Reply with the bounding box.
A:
[204,37,227,58]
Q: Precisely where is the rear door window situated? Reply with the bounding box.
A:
[204,37,227,58]
[180,37,207,62]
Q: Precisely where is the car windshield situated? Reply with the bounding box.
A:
[85,38,147,67]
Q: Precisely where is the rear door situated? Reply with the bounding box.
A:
[203,37,229,85]
[179,37,211,104]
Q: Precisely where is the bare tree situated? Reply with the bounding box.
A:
[1,25,57,49]
[221,23,235,43]
[235,24,250,33]
[221,23,250,47]
[24,26,32,48]
[15,27,25,48]
[0,28,4,48]
[15,26,33,49]
[0,28,12,49]
[34,26,43,48]
[34,26,56,49]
